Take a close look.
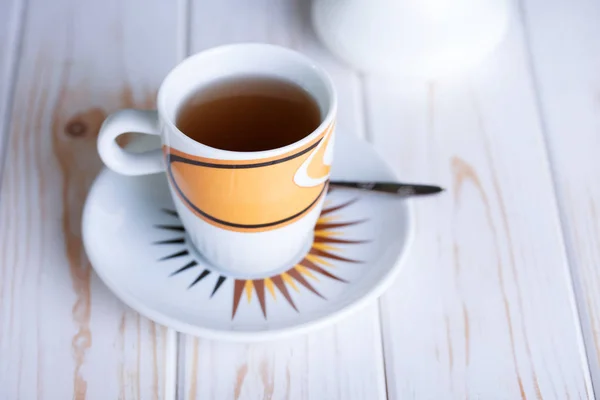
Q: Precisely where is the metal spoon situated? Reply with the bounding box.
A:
[329,181,444,197]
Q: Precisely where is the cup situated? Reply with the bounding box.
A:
[97,43,337,275]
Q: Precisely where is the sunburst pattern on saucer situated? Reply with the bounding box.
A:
[153,199,366,319]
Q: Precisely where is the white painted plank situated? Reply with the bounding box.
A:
[0,0,179,398]
[0,0,16,68]
[364,10,593,400]
[521,0,600,392]
[179,1,386,399]
[0,0,23,173]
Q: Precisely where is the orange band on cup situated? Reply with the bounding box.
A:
[164,124,333,233]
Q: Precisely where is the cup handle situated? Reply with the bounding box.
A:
[97,109,164,176]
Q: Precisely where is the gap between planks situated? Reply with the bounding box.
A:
[174,0,190,398]
[355,71,391,400]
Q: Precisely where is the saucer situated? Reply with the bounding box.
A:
[82,134,414,341]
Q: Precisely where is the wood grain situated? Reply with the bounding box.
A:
[179,1,386,399]
[521,0,600,392]
[363,11,593,399]
[0,0,178,398]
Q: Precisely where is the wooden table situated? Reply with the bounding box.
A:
[1,0,598,398]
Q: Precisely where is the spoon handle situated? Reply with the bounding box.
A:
[329,181,444,197]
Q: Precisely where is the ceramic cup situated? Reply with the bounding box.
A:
[97,43,337,275]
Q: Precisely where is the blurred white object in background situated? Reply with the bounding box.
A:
[312,0,510,77]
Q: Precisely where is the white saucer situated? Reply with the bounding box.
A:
[83,134,414,341]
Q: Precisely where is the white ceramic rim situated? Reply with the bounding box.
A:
[83,161,415,342]
[156,43,338,160]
